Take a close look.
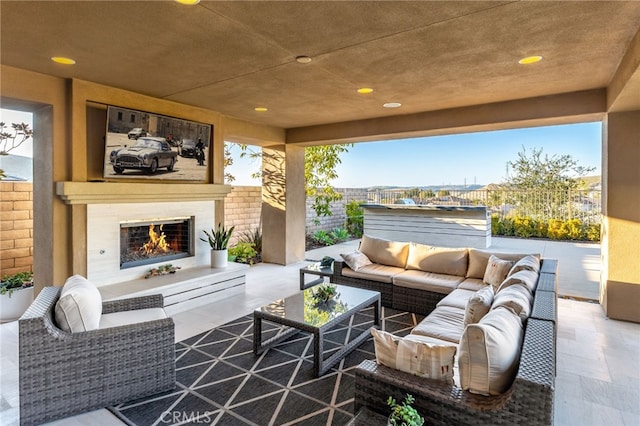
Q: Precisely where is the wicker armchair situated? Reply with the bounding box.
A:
[19,286,176,426]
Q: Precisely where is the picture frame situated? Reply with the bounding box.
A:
[103,105,212,182]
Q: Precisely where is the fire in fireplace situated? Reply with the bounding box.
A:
[120,217,194,269]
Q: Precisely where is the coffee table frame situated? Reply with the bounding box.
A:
[253,286,381,377]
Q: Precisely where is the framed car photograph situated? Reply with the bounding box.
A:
[103,105,212,182]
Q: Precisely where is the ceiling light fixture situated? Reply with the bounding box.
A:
[175,0,200,5]
[383,102,402,108]
[254,107,268,112]
[357,88,373,94]
[295,55,312,64]
[518,55,543,65]
[51,56,76,65]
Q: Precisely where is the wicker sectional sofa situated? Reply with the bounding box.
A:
[331,235,558,426]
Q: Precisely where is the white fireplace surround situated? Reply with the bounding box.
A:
[87,201,214,286]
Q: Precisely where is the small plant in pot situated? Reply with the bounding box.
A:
[387,394,424,426]
[0,271,35,323]
[201,223,235,268]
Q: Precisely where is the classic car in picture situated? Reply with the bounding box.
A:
[127,127,147,139]
[179,138,196,157]
[110,137,178,174]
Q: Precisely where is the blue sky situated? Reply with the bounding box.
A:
[229,121,602,188]
[1,108,601,188]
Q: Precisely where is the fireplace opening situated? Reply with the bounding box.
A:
[120,217,194,269]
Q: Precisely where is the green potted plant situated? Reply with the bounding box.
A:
[0,271,35,323]
[201,223,235,268]
[387,394,424,426]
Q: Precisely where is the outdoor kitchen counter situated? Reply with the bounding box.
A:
[360,204,491,248]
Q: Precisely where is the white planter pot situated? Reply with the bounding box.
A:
[210,249,228,268]
[0,286,34,323]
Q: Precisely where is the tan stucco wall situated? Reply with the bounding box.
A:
[601,111,640,322]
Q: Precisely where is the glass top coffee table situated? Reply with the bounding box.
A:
[253,284,381,377]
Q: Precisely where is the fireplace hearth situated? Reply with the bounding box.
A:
[120,217,193,269]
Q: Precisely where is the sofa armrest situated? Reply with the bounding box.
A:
[102,294,165,314]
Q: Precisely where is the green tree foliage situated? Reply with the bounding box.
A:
[305,145,352,217]
[226,143,352,218]
[345,200,364,237]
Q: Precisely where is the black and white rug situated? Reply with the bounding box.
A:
[109,307,423,426]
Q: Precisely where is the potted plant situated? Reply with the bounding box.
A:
[201,223,235,268]
[0,271,35,323]
[387,394,424,426]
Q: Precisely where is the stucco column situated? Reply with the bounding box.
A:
[261,144,305,265]
[601,111,640,323]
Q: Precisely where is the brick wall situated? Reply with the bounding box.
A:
[224,186,262,245]
[0,182,34,277]
[305,188,369,234]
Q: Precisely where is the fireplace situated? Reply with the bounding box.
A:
[120,217,194,269]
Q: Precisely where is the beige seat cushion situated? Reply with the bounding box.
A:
[54,275,103,333]
[457,278,486,292]
[411,306,466,343]
[393,270,463,294]
[437,289,475,309]
[458,307,524,396]
[508,254,541,276]
[371,329,457,382]
[341,263,405,283]
[99,307,167,329]
[359,235,410,268]
[340,250,373,271]
[492,284,533,321]
[467,249,540,279]
[483,255,515,291]
[406,242,468,276]
[464,285,494,326]
[498,269,539,294]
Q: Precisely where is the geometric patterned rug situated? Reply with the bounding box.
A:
[108,307,423,426]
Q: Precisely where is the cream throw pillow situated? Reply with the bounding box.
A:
[340,250,373,271]
[458,307,524,396]
[464,285,494,326]
[483,255,515,290]
[54,275,103,333]
[371,329,457,382]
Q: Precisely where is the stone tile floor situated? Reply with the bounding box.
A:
[1,239,637,425]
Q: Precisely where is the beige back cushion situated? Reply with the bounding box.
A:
[498,269,540,294]
[359,235,410,268]
[406,242,469,276]
[508,255,541,276]
[371,328,457,382]
[458,307,524,396]
[492,284,533,321]
[54,275,103,333]
[467,249,540,279]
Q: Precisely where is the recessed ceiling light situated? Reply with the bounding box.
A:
[383,102,402,108]
[357,88,374,94]
[518,55,543,65]
[175,0,200,5]
[254,107,268,112]
[295,55,312,64]
[51,56,76,65]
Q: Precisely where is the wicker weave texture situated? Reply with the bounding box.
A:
[19,287,176,426]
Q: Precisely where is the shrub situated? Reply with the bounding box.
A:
[239,226,262,254]
[229,242,258,264]
[312,230,335,246]
[561,218,585,240]
[586,223,601,241]
[547,219,566,240]
[329,227,349,242]
[345,200,364,237]
[513,216,535,238]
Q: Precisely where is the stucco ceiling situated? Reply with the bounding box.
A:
[2,1,640,130]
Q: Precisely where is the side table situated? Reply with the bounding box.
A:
[299,263,333,290]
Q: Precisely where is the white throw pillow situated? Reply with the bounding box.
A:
[498,269,539,294]
[458,307,524,396]
[371,328,457,382]
[340,250,373,271]
[508,255,541,276]
[483,255,515,291]
[54,275,102,333]
[464,285,494,326]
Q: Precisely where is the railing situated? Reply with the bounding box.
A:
[367,188,602,224]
